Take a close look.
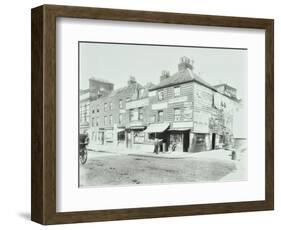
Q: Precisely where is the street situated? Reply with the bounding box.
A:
[79,150,238,187]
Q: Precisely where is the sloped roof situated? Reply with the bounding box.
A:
[149,69,215,91]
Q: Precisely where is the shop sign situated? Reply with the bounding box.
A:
[184,102,193,107]
[168,96,188,104]
[152,102,168,110]
[126,98,149,109]
[193,112,210,133]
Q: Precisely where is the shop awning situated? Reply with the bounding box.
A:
[144,123,169,133]
[169,127,191,131]
[117,128,125,132]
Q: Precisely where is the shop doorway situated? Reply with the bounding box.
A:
[212,133,216,150]
[183,131,190,152]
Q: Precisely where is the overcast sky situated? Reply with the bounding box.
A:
[79,42,247,100]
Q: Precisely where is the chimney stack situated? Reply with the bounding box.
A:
[127,75,137,86]
[160,70,170,82]
[178,56,194,72]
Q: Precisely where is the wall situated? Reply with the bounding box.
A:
[0,0,279,229]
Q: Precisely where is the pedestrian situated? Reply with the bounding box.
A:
[153,138,159,154]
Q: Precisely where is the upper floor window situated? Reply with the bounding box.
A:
[129,109,138,122]
[109,102,113,110]
[150,115,156,123]
[92,117,95,127]
[174,86,181,97]
[97,107,99,113]
[157,110,164,123]
[92,109,95,114]
[109,115,113,125]
[138,107,144,121]
[119,99,123,109]
[158,90,164,101]
[104,103,108,112]
[138,88,145,98]
[104,116,108,125]
[119,113,123,124]
[174,108,181,121]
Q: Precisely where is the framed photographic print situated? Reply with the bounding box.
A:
[31,4,274,225]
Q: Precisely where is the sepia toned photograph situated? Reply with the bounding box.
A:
[78,42,248,187]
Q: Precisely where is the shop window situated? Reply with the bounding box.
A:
[134,131,145,143]
[148,133,156,140]
[158,90,164,101]
[174,108,181,121]
[157,110,164,123]
[174,86,181,97]
[196,134,206,144]
[118,131,125,141]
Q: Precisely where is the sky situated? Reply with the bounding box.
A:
[79,42,247,100]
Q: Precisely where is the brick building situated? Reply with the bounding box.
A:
[79,78,114,134]
[87,56,242,153]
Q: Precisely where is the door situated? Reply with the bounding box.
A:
[183,131,190,152]
[212,133,216,150]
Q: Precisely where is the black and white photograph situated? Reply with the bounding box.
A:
[79,42,248,187]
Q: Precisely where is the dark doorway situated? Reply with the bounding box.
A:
[183,131,190,152]
[212,133,216,150]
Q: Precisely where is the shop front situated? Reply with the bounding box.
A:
[144,123,170,152]
[168,122,192,152]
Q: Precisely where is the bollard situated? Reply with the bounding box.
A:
[231,150,237,160]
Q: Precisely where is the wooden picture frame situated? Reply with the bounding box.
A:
[31,4,274,225]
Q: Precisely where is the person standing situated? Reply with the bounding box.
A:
[153,138,159,154]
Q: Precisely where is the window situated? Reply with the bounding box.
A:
[183,107,192,120]
[96,118,99,127]
[119,99,123,109]
[92,109,95,114]
[97,106,99,113]
[109,102,113,110]
[104,116,108,125]
[174,108,181,121]
[126,97,130,102]
[109,115,113,125]
[129,109,138,122]
[138,107,144,121]
[158,90,164,101]
[138,88,145,98]
[92,117,95,127]
[104,103,108,112]
[119,114,123,124]
[157,110,164,123]
[174,86,181,97]
[150,115,156,123]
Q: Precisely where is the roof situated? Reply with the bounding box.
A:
[149,69,215,91]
